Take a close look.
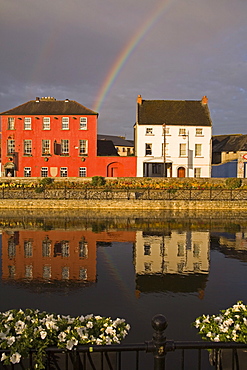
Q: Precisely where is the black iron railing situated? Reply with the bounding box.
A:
[1,315,247,369]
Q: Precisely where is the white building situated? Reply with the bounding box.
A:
[134,95,212,178]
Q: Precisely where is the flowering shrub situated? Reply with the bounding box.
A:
[0,308,130,369]
[193,301,247,343]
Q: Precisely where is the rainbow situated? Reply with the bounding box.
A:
[93,0,176,113]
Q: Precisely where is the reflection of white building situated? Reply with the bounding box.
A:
[134,230,209,275]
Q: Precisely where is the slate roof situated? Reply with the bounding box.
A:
[0,98,98,116]
[97,134,134,147]
[137,99,212,126]
[97,140,119,156]
[213,134,247,152]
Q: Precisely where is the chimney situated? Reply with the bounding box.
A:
[137,94,142,105]
[201,95,208,105]
[36,97,40,102]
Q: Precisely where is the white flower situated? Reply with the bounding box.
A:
[15,320,26,334]
[10,352,21,364]
[213,335,220,342]
[66,338,78,350]
[206,332,212,338]
[40,330,47,339]
[58,332,67,342]
[86,321,93,329]
[105,326,116,335]
[7,336,16,346]
[1,353,7,362]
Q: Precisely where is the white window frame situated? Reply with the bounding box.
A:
[179,143,187,157]
[24,140,32,155]
[60,167,68,177]
[8,117,15,130]
[79,167,87,177]
[162,143,169,157]
[24,167,31,177]
[42,140,51,155]
[62,117,69,130]
[179,128,187,136]
[43,117,50,130]
[80,117,87,130]
[24,117,32,130]
[145,143,152,156]
[79,140,88,155]
[194,168,201,178]
[41,167,48,177]
[7,139,15,154]
[196,128,203,136]
[145,128,153,135]
[61,139,69,155]
[195,144,202,157]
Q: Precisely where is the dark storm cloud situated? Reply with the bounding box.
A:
[1,0,247,138]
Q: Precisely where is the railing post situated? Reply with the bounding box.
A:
[152,314,168,370]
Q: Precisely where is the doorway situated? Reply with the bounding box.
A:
[177,167,186,177]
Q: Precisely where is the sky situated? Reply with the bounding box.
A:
[1,0,247,139]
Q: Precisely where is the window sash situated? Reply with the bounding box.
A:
[41,167,48,177]
[179,143,187,157]
[43,117,50,130]
[79,140,88,155]
[145,143,152,156]
[80,117,87,130]
[8,117,15,130]
[61,140,69,154]
[24,167,31,177]
[42,140,50,155]
[60,167,68,177]
[7,139,15,154]
[196,128,203,136]
[62,117,69,130]
[146,128,153,135]
[179,128,187,136]
[194,168,201,178]
[24,140,32,155]
[24,117,31,130]
[79,167,87,177]
[195,144,202,157]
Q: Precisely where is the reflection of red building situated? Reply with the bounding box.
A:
[1,230,136,283]
[0,97,136,177]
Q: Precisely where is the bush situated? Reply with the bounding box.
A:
[91,176,106,187]
[39,178,54,186]
[225,178,242,189]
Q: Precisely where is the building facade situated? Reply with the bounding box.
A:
[134,95,212,178]
[0,97,136,178]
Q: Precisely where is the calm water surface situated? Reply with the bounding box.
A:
[0,211,247,368]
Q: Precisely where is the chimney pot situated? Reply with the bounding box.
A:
[201,95,208,105]
[137,95,142,105]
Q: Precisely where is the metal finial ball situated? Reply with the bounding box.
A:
[151,314,168,332]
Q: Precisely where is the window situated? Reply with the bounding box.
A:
[25,265,33,279]
[195,144,202,157]
[43,117,50,130]
[177,242,185,257]
[179,128,187,136]
[60,167,68,177]
[194,168,201,178]
[79,140,88,155]
[80,117,87,130]
[179,143,186,157]
[24,240,33,257]
[7,139,15,154]
[24,117,31,130]
[62,117,69,130]
[79,238,88,258]
[144,243,151,256]
[79,167,87,177]
[24,167,31,177]
[42,140,50,155]
[8,266,16,278]
[61,241,69,257]
[24,140,32,155]
[163,127,170,135]
[62,267,69,280]
[61,139,69,155]
[79,268,87,280]
[41,167,48,177]
[145,143,152,156]
[8,117,15,130]
[152,164,162,175]
[42,237,51,257]
[146,128,153,135]
[196,128,203,136]
[162,143,169,156]
[8,237,16,259]
[43,265,51,279]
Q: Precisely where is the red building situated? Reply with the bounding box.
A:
[0,97,136,177]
